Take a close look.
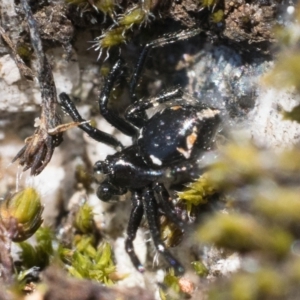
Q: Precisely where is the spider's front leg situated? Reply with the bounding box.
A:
[127,28,202,128]
[59,93,123,150]
[143,188,185,275]
[129,28,202,102]
[125,87,184,128]
[98,59,138,137]
[125,190,145,272]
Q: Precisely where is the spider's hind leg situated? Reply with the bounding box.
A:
[154,183,185,230]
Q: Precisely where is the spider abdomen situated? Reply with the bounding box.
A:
[138,105,220,167]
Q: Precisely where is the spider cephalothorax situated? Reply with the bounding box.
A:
[59,28,220,274]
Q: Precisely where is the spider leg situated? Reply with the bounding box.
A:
[154,183,184,230]
[59,92,123,150]
[98,59,138,137]
[129,28,202,102]
[143,189,184,275]
[125,88,183,128]
[125,190,145,272]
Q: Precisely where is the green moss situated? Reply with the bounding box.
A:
[191,260,209,277]
[160,216,183,248]
[74,203,94,234]
[97,27,128,49]
[18,227,54,270]
[264,4,300,93]
[89,0,155,51]
[0,187,44,242]
[178,173,217,214]
[211,10,224,23]
[65,0,117,17]
[92,0,116,17]
[119,7,149,28]
[282,103,300,123]
[253,187,300,226]
[201,0,218,7]
[197,212,292,257]
[13,205,118,286]
[16,44,33,63]
[164,269,180,293]
[159,269,182,300]
[233,269,284,299]
[195,135,300,295]
[209,268,286,300]
[75,165,94,193]
[264,53,300,92]
[66,240,117,285]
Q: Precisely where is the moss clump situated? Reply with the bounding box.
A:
[264,53,300,93]
[253,187,300,226]
[73,202,94,234]
[119,7,150,28]
[191,260,209,277]
[65,239,119,285]
[282,103,300,123]
[201,0,219,7]
[178,173,217,215]
[65,0,117,19]
[92,2,154,54]
[74,165,94,193]
[263,3,300,123]
[198,212,292,258]
[209,268,285,300]
[8,201,120,292]
[159,216,183,248]
[18,227,54,270]
[16,43,33,64]
[0,187,44,242]
[95,27,128,50]
[60,202,121,284]
[211,9,224,23]
[191,135,300,297]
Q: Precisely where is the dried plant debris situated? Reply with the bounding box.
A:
[33,3,74,55]
[223,0,277,46]
[62,0,280,57]
[11,0,65,176]
[0,221,14,285]
[39,267,155,300]
[0,26,34,80]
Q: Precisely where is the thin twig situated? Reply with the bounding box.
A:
[12,0,65,175]
[0,25,34,80]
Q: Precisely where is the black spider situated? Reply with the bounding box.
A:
[59,29,221,275]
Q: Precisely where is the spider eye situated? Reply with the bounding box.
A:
[94,161,107,183]
[96,182,128,202]
[97,183,113,202]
